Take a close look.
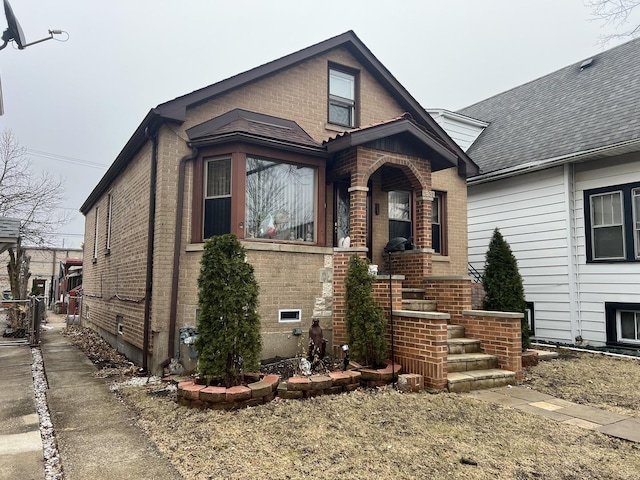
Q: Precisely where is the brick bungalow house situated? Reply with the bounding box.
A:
[80,31,522,390]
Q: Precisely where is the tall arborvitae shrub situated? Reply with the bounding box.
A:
[344,254,387,366]
[195,234,261,387]
[482,228,530,350]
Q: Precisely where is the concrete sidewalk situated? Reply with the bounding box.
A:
[40,319,181,480]
[0,340,44,480]
[465,385,640,443]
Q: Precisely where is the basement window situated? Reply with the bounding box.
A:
[117,315,124,335]
[279,309,301,323]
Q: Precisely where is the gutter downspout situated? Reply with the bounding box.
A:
[168,145,199,361]
[142,126,159,373]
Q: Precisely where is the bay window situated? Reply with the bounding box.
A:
[204,158,231,238]
[245,157,316,242]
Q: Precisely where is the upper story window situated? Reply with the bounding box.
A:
[388,190,412,240]
[585,181,640,262]
[245,157,316,242]
[329,67,356,128]
[204,158,232,238]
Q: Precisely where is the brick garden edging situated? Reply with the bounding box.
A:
[176,361,406,409]
[177,374,281,410]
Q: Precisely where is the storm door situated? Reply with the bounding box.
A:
[334,180,350,247]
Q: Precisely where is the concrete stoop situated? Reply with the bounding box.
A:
[446,324,516,393]
[448,369,516,393]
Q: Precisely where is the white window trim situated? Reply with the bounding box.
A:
[93,207,99,260]
[328,67,356,128]
[590,190,625,260]
[279,309,302,323]
[106,192,113,252]
[616,309,640,344]
[633,187,640,259]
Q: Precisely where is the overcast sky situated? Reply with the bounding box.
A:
[0,0,635,249]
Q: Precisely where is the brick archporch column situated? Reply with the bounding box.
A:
[348,186,368,248]
[414,189,432,250]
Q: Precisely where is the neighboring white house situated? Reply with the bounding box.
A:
[434,37,640,349]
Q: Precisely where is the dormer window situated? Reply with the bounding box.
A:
[329,67,356,127]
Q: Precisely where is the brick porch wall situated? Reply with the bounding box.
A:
[390,311,449,390]
[459,310,523,379]
[425,276,472,323]
[373,281,448,391]
[384,249,433,289]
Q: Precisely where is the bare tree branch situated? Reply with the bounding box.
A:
[1,129,71,306]
[585,0,640,44]
[0,130,70,246]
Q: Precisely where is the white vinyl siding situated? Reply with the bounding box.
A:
[427,110,486,152]
[574,155,640,342]
[468,167,572,342]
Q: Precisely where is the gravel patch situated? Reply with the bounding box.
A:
[31,347,64,480]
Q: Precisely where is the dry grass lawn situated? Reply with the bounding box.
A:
[113,349,640,479]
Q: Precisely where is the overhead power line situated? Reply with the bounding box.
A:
[26,149,110,170]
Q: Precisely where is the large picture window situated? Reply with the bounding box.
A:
[585,181,640,262]
[204,158,231,239]
[245,157,316,242]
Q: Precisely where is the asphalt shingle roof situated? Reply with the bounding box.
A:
[458,37,640,175]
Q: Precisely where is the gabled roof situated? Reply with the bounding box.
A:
[325,113,459,172]
[186,109,325,156]
[81,31,476,213]
[459,37,640,177]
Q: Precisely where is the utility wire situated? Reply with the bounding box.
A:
[26,149,109,170]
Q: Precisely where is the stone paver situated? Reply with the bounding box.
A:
[465,385,640,443]
[558,404,628,426]
[598,418,640,443]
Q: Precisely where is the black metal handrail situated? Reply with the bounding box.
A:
[468,262,483,283]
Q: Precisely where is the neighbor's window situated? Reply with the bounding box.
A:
[329,67,356,127]
[245,156,316,242]
[618,310,640,344]
[388,190,412,240]
[590,191,624,259]
[633,187,640,258]
[204,157,232,239]
[585,181,640,262]
[432,192,447,255]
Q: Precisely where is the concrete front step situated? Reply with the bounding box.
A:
[447,352,498,372]
[448,337,481,354]
[401,288,426,300]
[447,324,465,339]
[448,369,517,393]
[402,299,437,312]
